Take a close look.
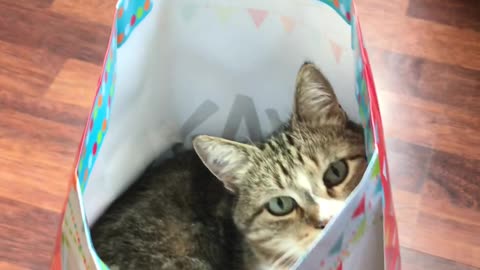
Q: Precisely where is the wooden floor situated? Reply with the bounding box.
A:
[0,0,478,269]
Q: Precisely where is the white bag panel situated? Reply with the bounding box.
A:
[343,203,385,270]
[85,0,358,225]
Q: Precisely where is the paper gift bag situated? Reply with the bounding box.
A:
[50,0,401,269]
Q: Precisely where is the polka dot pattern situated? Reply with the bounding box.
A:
[352,16,375,161]
[60,187,97,269]
[116,0,152,47]
[76,0,152,193]
[321,0,353,23]
[76,25,117,191]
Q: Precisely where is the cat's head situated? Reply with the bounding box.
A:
[193,62,367,268]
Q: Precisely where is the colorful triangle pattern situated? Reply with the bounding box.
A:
[372,159,380,178]
[328,234,344,256]
[280,16,296,33]
[350,217,367,244]
[375,177,383,195]
[215,6,235,23]
[248,8,268,28]
[351,194,366,219]
[330,40,343,63]
[178,6,351,35]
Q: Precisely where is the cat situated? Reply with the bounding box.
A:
[91,62,367,270]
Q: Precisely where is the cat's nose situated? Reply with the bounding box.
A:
[313,218,330,229]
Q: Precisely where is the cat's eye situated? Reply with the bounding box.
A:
[265,196,297,216]
[323,160,348,187]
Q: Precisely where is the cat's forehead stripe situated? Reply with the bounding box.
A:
[296,150,305,165]
[277,159,289,177]
[285,132,295,146]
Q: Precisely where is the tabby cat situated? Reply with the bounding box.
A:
[91,62,367,270]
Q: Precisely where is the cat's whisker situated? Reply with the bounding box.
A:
[270,238,306,270]
[270,250,293,269]
[281,247,302,268]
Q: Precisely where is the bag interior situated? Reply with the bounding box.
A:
[82,0,362,229]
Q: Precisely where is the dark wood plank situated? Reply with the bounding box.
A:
[424,150,480,211]
[0,156,69,212]
[408,0,480,31]
[0,13,98,266]
[0,197,59,270]
[417,211,480,249]
[369,48,480,113]
[45,59,103,109]
[0,109,83,149]
[386,138,433,193]
[367,48,421,99]
[378,90,480,160]
[0,58,101,128]
[401,216,480,267]
[418,60,480,114]
[399,203,480,267]
[401,247,479,270]
[369,48,480,160]
[50,0,117,26]
[1,0,54,9]
[0,41,64,97]
[0,2,111,64]
[391,189,479,267]
[0,90,88,127]
[0,109,81,211]
[358,0,480,267]
[397,149,480,267]
[413,210,480,266]
[390,189,421,249]
[357,4,480,70]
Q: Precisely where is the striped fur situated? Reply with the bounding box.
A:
[194,62,367,269]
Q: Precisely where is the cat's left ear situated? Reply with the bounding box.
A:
[293,62,347,128]
[193,135,258,193]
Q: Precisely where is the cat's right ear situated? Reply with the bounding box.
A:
[293,62,347,128]
[193,135,258,193]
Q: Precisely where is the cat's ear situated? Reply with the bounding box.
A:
[293,62,347,128]
[193,135,258,193]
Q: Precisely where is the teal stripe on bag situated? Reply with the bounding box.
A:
[116,0,153,47]
[317,0,353,23]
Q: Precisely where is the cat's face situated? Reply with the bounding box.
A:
[193,63,367,268]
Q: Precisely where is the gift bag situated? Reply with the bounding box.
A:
[50,0,401,269]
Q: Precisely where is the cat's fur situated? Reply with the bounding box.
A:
[91,62,367,270]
